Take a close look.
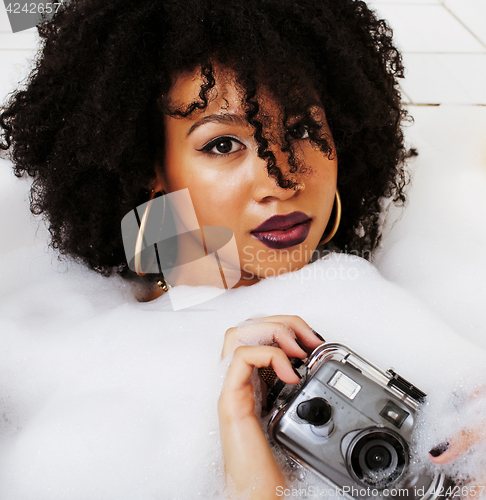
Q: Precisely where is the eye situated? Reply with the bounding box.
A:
[199,136,245,156]
[288,123,309,140]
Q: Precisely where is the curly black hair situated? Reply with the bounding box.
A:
[0,0,411,282]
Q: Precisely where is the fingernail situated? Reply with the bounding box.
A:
[295,338,308,354]
[292,358,304,368]
[429,442,449,457]
[292,366,302,379]
[312,329,325,342]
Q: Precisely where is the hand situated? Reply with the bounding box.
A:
[221,315,323,359]
[429,390,486,499]
[218,315,324,499]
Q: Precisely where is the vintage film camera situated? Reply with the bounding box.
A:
[268,343,454,499]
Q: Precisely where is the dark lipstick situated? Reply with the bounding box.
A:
[251,212,312,249]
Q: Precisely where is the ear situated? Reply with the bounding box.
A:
[153,161,167,192]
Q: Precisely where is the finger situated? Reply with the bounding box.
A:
[222,315,324,358]
[429,426,486,464]
[223,345,300,394]
[244,315,324,351]
[222,321,307,359]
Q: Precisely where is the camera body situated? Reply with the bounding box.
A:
[268,343,452,499]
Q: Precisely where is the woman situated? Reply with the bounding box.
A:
[1,0,482,498]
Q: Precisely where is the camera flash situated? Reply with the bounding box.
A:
[328,370,361,400]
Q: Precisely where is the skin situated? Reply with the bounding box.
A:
[219,315,323,499]
[151,64,336,497]
[151,64,483,499]
[153,64,338,292]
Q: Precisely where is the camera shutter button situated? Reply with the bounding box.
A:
[297,397,333,426]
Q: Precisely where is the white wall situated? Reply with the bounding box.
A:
[0,5,40,107]
[1,1,485,108]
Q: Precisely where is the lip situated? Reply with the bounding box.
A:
[251,211,312,250]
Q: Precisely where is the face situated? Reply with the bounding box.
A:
[154,64,338,288]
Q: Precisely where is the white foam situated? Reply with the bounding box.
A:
[0,106,486,498]
[375,106,486,348]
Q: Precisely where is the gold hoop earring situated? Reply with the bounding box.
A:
[319,188,341,246]
[134,189,167,277]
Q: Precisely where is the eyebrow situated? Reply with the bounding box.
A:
[186,113,249,137]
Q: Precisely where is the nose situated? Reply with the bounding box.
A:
[250,149,303,203]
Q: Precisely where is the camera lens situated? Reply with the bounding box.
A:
[365,444,392,471]
[345,428,408,489]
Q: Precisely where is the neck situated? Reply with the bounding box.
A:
[143,268,261,302]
